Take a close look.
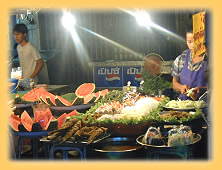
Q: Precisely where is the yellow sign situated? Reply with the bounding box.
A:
[193,11,206,58]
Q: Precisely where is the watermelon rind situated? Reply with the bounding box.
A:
[75,83,95,97]
[32,122,43,132]
[72,96,84,105]
[47,119,58,131]
[18,123,28,132]
[39,96,50,106]
[55,96,72,106]
[46,96,56,106]
[61,93,77,103]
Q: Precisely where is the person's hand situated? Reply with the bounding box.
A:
[180,84,190,95]
[189,87,201,100]
[19,78,34,89]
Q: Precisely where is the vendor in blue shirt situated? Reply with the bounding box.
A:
[171,27,208,100]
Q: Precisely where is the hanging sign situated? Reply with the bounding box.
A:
[192,11,206,58]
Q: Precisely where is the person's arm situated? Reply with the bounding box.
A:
[172,77,190,95]
[29,59,44,79]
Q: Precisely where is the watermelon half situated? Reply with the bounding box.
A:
[75,83,95,97]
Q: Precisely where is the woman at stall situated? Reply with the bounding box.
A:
[171,27,208,100]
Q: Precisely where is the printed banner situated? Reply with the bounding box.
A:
[94,66,123,87]
[123,66,142,87]
[193,11,206,58]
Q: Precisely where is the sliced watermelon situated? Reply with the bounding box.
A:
[75,83,95,97]
[39,94,50,106]
[22,87,57,103]
[57,113,68,128]
[84,93,96,104]
[67,110,78,117]
[94,92,102,102]
[47,119,58,131]
[34,108,52,130]
[55,96,72,106]
[99,89,109,98]
[46,96,56,106]
[32,122,43,132]
[22,88,39,101]
[61,93,77,103]
[21,111,33,131]
[9,114,22,131]
[72,96,84,105]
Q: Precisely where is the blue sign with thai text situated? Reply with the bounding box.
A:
[123,66,142,87]
[94,66,123,87]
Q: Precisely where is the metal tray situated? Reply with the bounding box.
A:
[136,133,201,148]
[11,130,52,137]
[14,103,34,108]
[162,105,206,111]
[94,137,143,153]
[49,103,94,111]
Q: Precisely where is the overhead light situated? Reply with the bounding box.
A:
[135,11,152,27]
[62,11,76,31]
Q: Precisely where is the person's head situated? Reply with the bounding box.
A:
[185,25,194,52]
[13,24,28,44]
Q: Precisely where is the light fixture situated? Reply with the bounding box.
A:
[135,11,152,27]
[62,11,76,31]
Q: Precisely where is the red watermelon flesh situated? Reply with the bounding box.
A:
[99,89,109,97]
[22,87,57,102]
[34,108,52,130]
[9,114,22,131]
[22,88,39,101]
[75,83,95,97]
[21,111,33,131]
[57,113,68,128]
[67,110,78,117]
